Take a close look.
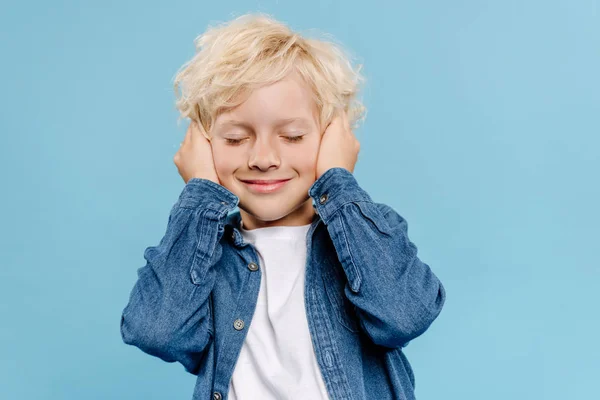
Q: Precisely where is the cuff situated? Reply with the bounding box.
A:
[177,178,239,217]
[308,167,373,223]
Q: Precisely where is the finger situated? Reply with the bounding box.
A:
[192,119,212,142]
[342,109,351,131]
[329,109,344,128]
[182,122,193,145]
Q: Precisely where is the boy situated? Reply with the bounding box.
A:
[120,13,445,400]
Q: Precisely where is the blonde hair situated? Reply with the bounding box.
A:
[172,12,366,139]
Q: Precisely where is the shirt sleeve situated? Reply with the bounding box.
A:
[309,167,446,349]
[120,178,239,374]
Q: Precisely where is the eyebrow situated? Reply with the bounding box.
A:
[217,117,311,129]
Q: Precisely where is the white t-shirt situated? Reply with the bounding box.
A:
[227,220,330,400]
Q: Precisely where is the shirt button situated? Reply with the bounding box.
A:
[231,231,236,240]
[319,193,329,204]
[233,319,245,330]
[213,392,222,400]
[247,262,259,271]
[220,201,228,206]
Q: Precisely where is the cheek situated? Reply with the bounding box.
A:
[286,144,319,169]
[211,146,239,174]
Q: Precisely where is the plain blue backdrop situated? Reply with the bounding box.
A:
[1,1,598,399]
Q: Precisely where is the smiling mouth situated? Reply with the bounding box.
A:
[240,178,291,193]
[240,179,291,184]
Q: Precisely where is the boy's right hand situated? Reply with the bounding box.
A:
[173,120,221,185]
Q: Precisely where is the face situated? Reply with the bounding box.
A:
[210,71,322,230]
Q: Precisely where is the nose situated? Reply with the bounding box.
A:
[248,136,280,171]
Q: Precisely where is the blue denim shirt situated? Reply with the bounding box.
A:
[120,167,446,400]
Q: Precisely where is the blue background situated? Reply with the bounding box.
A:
[1,1,598,399]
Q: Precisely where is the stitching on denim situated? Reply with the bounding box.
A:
[189,208,212,285]
[338,209,362,293]
[321,259,360,333]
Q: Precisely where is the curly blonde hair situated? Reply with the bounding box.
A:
[172,12,366,139]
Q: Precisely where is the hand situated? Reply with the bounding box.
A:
[315,109,360,180]
[173,120,221,185]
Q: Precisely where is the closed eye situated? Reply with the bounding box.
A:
[224,136,305,146]
[224,138,247,145]
[284,135,304,143]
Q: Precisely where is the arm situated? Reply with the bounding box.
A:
[120,178,238,374]
[309,168,446,349]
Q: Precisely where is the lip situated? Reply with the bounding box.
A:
[240,178,291,194]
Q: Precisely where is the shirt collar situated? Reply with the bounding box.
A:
[224,209,323,247]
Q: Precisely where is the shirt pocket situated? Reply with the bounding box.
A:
[321,257,361,333]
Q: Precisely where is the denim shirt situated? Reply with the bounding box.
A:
[120,167,446,400]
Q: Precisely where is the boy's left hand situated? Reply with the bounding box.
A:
[316,109,361,180]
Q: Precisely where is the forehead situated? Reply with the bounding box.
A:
[215,72,318,128]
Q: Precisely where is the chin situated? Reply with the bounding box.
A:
[238,195,314,227]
